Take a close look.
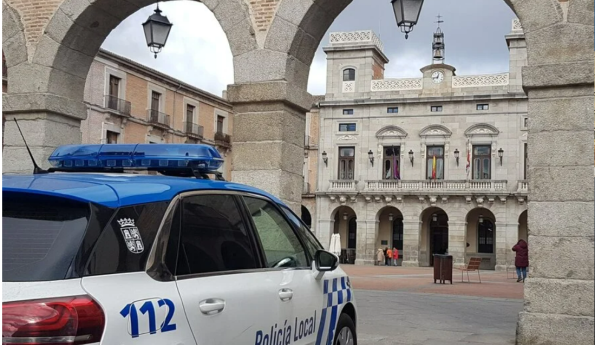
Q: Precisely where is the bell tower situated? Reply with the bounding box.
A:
[432,15,445,64]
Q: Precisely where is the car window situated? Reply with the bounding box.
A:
[281,206,323,259]
[2,192,92,282]
[175,194,259,276]
[243,197,308,268]
[86,201,169,276]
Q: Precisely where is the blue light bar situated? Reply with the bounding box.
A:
[48,144,224,173]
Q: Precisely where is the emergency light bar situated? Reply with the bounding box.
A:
[48,144,224,178]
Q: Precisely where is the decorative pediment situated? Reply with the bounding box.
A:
[465,123,500,137]
[337,134,358,141]
[375,126,408,139]
[419,124,452,138]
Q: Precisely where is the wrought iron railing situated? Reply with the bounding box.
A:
[214,131,232,145]
[185,121,204,138]
[147,109,170,128]
[105,95,131,115]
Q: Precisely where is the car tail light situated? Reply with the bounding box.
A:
[2,295,105,344]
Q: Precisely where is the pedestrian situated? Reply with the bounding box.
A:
[392,247,399,266]
[377,248,385,266]
[386,247,393,266]
[512,239,529,283]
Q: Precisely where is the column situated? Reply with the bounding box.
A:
[494,222,518,272]
[448,221,466,268]
[401,220,421,267]
[316,219,334,251]
[227,82,311,213]
[354,219,377,266]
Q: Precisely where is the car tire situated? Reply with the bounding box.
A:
[333,313,357,345]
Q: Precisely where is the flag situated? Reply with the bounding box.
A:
[466,140,471,179]
[432,155,437,180]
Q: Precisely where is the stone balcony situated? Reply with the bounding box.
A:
[324,179,529,205]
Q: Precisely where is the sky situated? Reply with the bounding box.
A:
[101,0,517,97]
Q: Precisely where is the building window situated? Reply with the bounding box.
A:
[186,104,195,123]
[342,109,354,115]
[107,76,120,110]
[383,146,401,180]
[216,115,225,133]
[426,146,444,180]
[524,143,528,180]
[151,91,161,111]
[338,147,355,180]
[478,219,494,254]
[523,117,528,129]
[387,107,399,114]
[339,123,356,132]
[106,130,118,144]
[476,104,489,110]
[431,106,443,112]
[473,145,491,180]
[343,68,355,82]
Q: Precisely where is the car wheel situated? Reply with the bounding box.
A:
[334,313,356,345]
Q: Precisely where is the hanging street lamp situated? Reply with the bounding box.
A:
[142,3,173,59]
[391,0,425,39]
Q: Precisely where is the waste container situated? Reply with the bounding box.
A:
[433,254,453,284]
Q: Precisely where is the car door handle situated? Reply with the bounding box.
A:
[279,288,293,301]
[199,298,226,315]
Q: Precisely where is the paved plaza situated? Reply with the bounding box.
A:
[341,266,524,345]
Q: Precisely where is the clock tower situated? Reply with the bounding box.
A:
[420,15,456,93]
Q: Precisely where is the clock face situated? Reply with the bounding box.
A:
[431,71,444,83]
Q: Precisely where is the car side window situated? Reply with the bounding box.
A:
[281,206,323,260]
[175,194,259,276]
[243,197,308,268]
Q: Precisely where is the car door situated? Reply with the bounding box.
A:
[241,196,326,345]
[171,193,293,345]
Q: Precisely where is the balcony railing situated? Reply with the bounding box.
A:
[329,180,357,192]
[364,180,508,192]
[214,131,232,147]
[517,180,528,193]
[185,121,204,139]
[105,95,131,115]
[147,109,170,128]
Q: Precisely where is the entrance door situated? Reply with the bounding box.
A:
[429,214,448,266]
[346,217,357,264]
[391,219,403,258]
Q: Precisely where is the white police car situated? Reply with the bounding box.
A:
[2,143,357,345]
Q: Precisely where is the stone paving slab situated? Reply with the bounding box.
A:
[354,289,522,345]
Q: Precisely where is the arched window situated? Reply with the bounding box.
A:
[478,219,494,253]
[343,68,355,82]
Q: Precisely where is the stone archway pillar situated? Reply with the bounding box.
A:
[2,93,87,173]
[316,219,334,251]
[226,81,311,213]
[447,221,466,268]
[401,220,421,267]
[515,55,594,344]
[494,222,517,272]
[354,219,377,266]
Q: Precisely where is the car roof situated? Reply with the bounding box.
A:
[2,173,284,208]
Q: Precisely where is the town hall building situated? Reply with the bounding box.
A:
[309,19,529,270]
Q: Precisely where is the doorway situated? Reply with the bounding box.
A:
[429,212,449,266]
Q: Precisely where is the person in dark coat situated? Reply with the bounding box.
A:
[512,239,529,282]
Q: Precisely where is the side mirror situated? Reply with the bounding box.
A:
[315,250,339,272]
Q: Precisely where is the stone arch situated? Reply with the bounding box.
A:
[375,125,408,139]
[518,210,528,242]
[464,123,500,137]
[329,205,357,264]
[419,124,452,138]
[419,206,449,266]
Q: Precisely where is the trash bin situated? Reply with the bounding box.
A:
[433,254,453,284]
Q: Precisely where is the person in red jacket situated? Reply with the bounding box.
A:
[512,239,529,283]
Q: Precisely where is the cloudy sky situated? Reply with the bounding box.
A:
[102,0,516,97]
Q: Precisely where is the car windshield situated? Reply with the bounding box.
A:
[2,192,91,282]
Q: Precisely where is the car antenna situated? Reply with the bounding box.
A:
[13,118,48,174]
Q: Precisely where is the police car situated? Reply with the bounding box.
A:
[2,143,357,345]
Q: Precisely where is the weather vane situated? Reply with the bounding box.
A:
[435,14,444,29]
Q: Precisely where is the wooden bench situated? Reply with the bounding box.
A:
[456,257,482,283]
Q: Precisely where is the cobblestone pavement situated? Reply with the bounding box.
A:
[340,266,524,345]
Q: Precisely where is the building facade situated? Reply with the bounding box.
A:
[312,20,529,270]
[82,49,234,178]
